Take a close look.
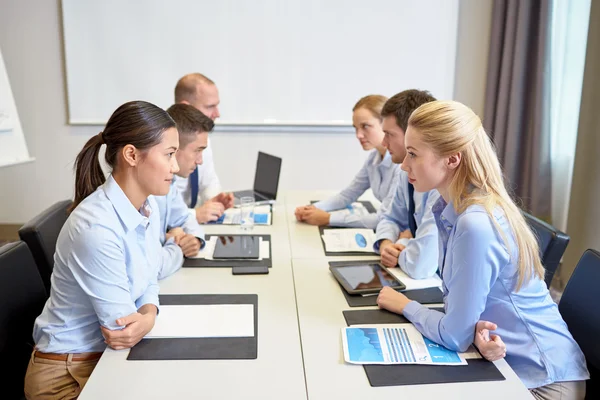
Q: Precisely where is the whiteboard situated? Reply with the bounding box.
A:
[62,0,459,126]
[0,47,33,168]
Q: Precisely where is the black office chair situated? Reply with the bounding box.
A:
[0,241,48,400]
[559,249,600,399]
[523,212,570,288]
[18,199,72,292]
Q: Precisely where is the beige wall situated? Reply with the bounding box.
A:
[559,0,600,284]
[453,0,493,118]
[0,0,492,224]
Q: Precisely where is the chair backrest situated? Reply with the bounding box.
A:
[523,212,570,287]
[559,249,600,399]
[0,241,48,400]
[18,200,72,292]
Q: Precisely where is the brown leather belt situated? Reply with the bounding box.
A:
[34,351,103,362]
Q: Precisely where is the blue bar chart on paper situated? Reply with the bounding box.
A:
[342,324,470,366]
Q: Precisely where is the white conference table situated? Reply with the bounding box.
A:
[80,191,532,399]
[79,202,307,400]
[291,258,533,400]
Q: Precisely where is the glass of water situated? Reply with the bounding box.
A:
[240,196,255,231]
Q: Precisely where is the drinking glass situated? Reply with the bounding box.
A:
[240,196,255,231]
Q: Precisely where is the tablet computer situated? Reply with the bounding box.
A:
[329,263,405,295]
[212,235,260,259]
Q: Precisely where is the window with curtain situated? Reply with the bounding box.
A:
[550,0,591,232]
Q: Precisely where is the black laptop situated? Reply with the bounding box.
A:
[233,152,282,206]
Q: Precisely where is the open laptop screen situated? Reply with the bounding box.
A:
[253,152,282,199]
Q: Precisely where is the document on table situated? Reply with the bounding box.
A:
[189,237,270,260]
[329,202,372,219]
[145,304,254,338]
[214,205,272,225]
[388,267,443,291]
[322,228,376,252]
[342,323,475,365]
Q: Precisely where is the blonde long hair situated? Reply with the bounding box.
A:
[408,100,544,290]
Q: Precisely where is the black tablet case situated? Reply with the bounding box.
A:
[328,260,444,306]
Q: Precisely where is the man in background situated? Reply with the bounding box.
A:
[173,73,234,223]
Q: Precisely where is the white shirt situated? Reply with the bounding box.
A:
[174,137,222,216]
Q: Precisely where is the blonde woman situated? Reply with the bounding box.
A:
[295,95,399,228]
[377,101,588,399]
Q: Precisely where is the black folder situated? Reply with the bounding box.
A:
[328,260,444,306]
[183,234,272,268]
[342,309,505,386]
[127,294,258,360]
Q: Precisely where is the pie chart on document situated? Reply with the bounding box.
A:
[354,233,367,248]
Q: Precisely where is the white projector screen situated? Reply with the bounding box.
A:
[62,0,459,126]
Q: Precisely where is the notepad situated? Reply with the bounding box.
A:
[145,304,255,338]
[387,268,443,291]
[342,323,472,366]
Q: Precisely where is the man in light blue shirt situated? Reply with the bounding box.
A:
[154,180,205,279]
[375,169,440,278]
[33,175,165,354]
[312,149,399,228]
[373,90,440,279]
[155,103,219,279]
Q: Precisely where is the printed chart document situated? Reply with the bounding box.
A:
[190,237,270,260]
[145,304,254,338]
[329,202,371,219]
[214,205,272,225]
[322,228,376,253]
[342,323,473,365]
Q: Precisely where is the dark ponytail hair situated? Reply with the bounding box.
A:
[69,101,176,212]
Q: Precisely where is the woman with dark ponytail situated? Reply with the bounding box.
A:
[24,101,181,399]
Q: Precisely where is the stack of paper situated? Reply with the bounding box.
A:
[190,236,270,260]
[322,228,376,253]
[388,267,443,291]
[342,323,477,365]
